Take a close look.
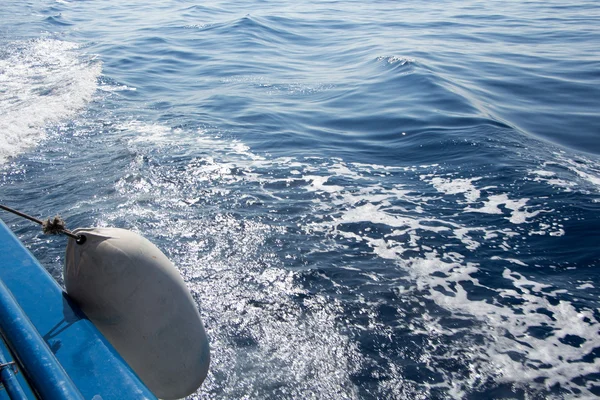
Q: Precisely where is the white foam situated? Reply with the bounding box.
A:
[292,163,596,395]
[465,194,545,224]
[533,154,600,194]
[420,173,560,229]
[529,169,577,191]
[0,39,101,164]
[98,83,136,92]
[531,170,556,177]
[576,282,595,290]
[97,120,598,397]
[119,121,176,143]
[302,175,344,193]
[406,258,600,396]
[377,56,415,66]
[491,256,528,267]
[567,163,600,187]
[425,176,482,202]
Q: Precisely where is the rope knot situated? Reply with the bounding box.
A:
[1,204,81,241]
[42,215,67,235]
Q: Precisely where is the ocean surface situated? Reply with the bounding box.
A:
[1,0,600,398]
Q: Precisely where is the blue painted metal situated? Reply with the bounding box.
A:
[0,278,84,399]
[0,334,37,400]
[0,348,28,400]
[0,219,157,400]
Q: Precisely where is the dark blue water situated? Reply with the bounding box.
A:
[2,0,600,398]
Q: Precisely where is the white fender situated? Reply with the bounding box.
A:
[64,228,210,400]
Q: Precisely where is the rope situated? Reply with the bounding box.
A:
[0,204,85,243]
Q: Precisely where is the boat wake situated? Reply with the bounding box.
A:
[89,120,600,398]
[0,38,100,164]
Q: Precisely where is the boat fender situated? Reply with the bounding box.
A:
[64,228,210,400]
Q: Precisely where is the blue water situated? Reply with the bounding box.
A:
[2,0,600,398]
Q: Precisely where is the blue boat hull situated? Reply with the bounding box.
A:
[0,219,156,399]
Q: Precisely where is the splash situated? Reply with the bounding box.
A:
[0,38,101,164]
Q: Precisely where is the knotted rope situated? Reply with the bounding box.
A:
[0,204,86,243]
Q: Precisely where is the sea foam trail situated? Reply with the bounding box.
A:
[0,39,101,164]
[91,120,600,398]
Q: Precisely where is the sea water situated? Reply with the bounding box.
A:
[1,0,600,398]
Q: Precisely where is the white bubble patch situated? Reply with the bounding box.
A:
[0,38,101,164]
[92,120,599,398]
